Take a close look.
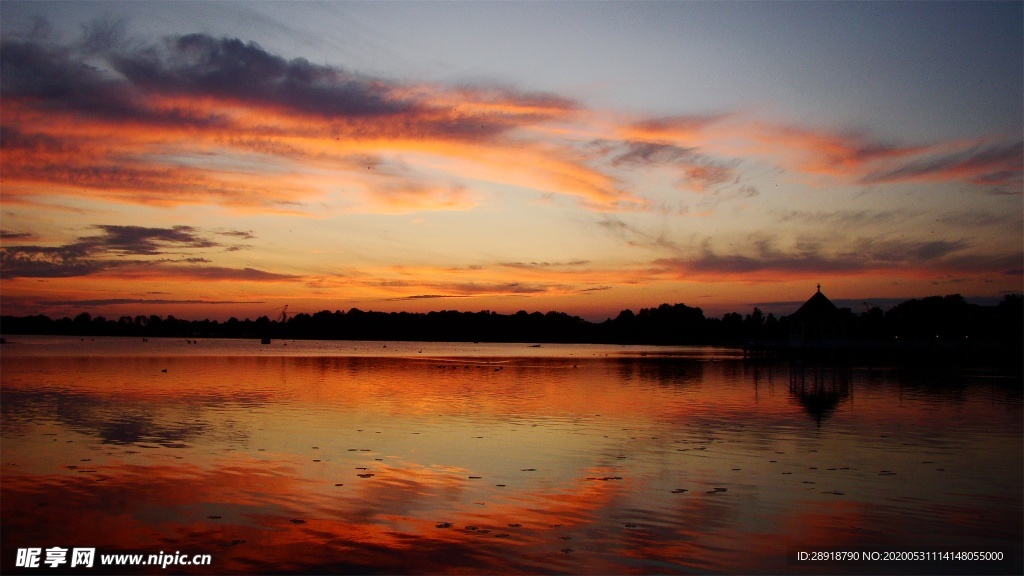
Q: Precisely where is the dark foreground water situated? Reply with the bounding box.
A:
[2,337,1021,574]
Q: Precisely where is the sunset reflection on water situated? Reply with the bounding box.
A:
[2,338,1021,574]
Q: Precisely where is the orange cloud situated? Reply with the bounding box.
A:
[617,114,731,145]
[4,32,1014,226]
[860,139,1023,188]
[0,34,646,215]
[750,124,926,177]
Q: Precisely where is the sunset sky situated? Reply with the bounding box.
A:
[1,0,1021,322]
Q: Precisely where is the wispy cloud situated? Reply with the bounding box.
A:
[0,29,643,213]
[384,294,471,301]
[647,235,990,280]
[3,25,1015,221]
[860,140,1023,188]
[217,229,256,240]
[752,125,924,177]
[40,298,266,307]
[620,114,731,143]
[606,141,697,167]
[118,265,300,282]
[0,224,296,281]
[744,124,1024,194]
[500,260,591,270]
[0,230,36,240]
[772,208,916,229]
[597,217,683,253]
[83,225,216,255]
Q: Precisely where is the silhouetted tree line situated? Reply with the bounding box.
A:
[1,294,1020,346]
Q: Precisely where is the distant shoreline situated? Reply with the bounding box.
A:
[2,294,1020,358]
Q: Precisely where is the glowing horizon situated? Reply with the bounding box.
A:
[1,1,1021,322]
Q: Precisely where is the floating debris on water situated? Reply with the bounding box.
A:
[435,522,452,529]
[290,519,306,524]
[207,515,222,520]
[671,488,688,494]
[706,487,727,494]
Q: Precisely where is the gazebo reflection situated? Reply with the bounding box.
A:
[789,364,851,426]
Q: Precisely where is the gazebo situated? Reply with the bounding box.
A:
[788,284,846,347]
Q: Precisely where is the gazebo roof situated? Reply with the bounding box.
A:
[790,285,840,322]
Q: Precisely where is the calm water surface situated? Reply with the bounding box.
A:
[2,336,1021,574]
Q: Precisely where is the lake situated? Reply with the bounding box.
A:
[1,336,1021,574]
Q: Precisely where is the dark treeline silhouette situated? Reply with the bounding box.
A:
[2,294,1020,347]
